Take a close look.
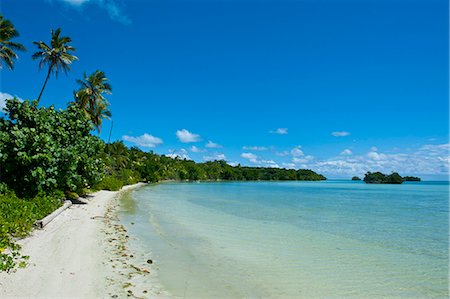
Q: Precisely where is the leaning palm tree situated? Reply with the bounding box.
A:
[32,28,78,103]
[0,15,26,70]
[73,70,112,133]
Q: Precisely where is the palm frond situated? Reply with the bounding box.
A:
[0,15,25,70]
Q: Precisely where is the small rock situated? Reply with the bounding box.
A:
[146,259,153,264]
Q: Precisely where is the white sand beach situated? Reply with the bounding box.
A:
[0,183,166,299]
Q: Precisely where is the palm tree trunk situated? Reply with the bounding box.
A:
[107,120,114,144]
[37,67,52,103]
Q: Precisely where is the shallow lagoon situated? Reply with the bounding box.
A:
[121,181,449,298]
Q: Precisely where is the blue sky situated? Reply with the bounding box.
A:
[1,0,448,179]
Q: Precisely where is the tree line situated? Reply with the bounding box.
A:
[99,141,326,191]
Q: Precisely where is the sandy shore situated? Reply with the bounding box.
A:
[0,183,166,299]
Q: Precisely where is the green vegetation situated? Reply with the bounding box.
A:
[0,190,63,272]
[98,141,326,190]
[351,176,361,181]
[403,176,421,182]
[0,99,105,198]
[32,28,78,103]
[0,15,25,70]
[72,70,112,133]
[363,172,405,184]
[0,14,325,271]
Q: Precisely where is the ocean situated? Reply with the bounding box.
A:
[119,181,449,298]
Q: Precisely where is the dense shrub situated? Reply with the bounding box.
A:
[0,98,105,197]
[94,175,123,191]
[117,168,141,185]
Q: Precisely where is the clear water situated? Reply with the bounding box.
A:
[120,181,449,298]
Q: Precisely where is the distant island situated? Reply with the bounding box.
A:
[403,176,421,182]
[351,176,361,181]
[363,172,421,184]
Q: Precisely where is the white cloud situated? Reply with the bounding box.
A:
[418,143,449,155]
[340,149,353,155]
[270,128,288,135]
[370,146,378,152]
[292,155,314,164]
[241,152,258,163]
[58,0,131,24]
[331,131,350,137]
[290,146,304,157]
[236,143,449,179]
[242,146,268,151]
[276,151,290,157]
[205,140,222,148]
[190,146,206,153]
[367,151,387,161]
[176,129,201,143]
[282,163,296,169]
[259,159,280,168]
[240,152,280,168]
[166,149,190,160]
[203,153,227,161]
[61,0,89,5]
[304,143,450,179]
[122,133,163,148]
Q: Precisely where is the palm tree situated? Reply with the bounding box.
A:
[0,15,26,70]
[73,70,112,133]
[74,70,112,110]
[32,28,78,103]
[105,141,129,169]
[89,98,112,133]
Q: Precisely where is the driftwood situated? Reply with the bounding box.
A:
[35,200,72,228]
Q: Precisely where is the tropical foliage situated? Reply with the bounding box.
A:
[0,98,104,198]
[0,190,63,272]
[32,28,78,103]
[0,15,25,70]
[97,141,326,191]
[72,70,112,133]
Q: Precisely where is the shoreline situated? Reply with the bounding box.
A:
[0,182,163,298]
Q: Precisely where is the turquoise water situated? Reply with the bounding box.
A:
[121,181,449,298]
